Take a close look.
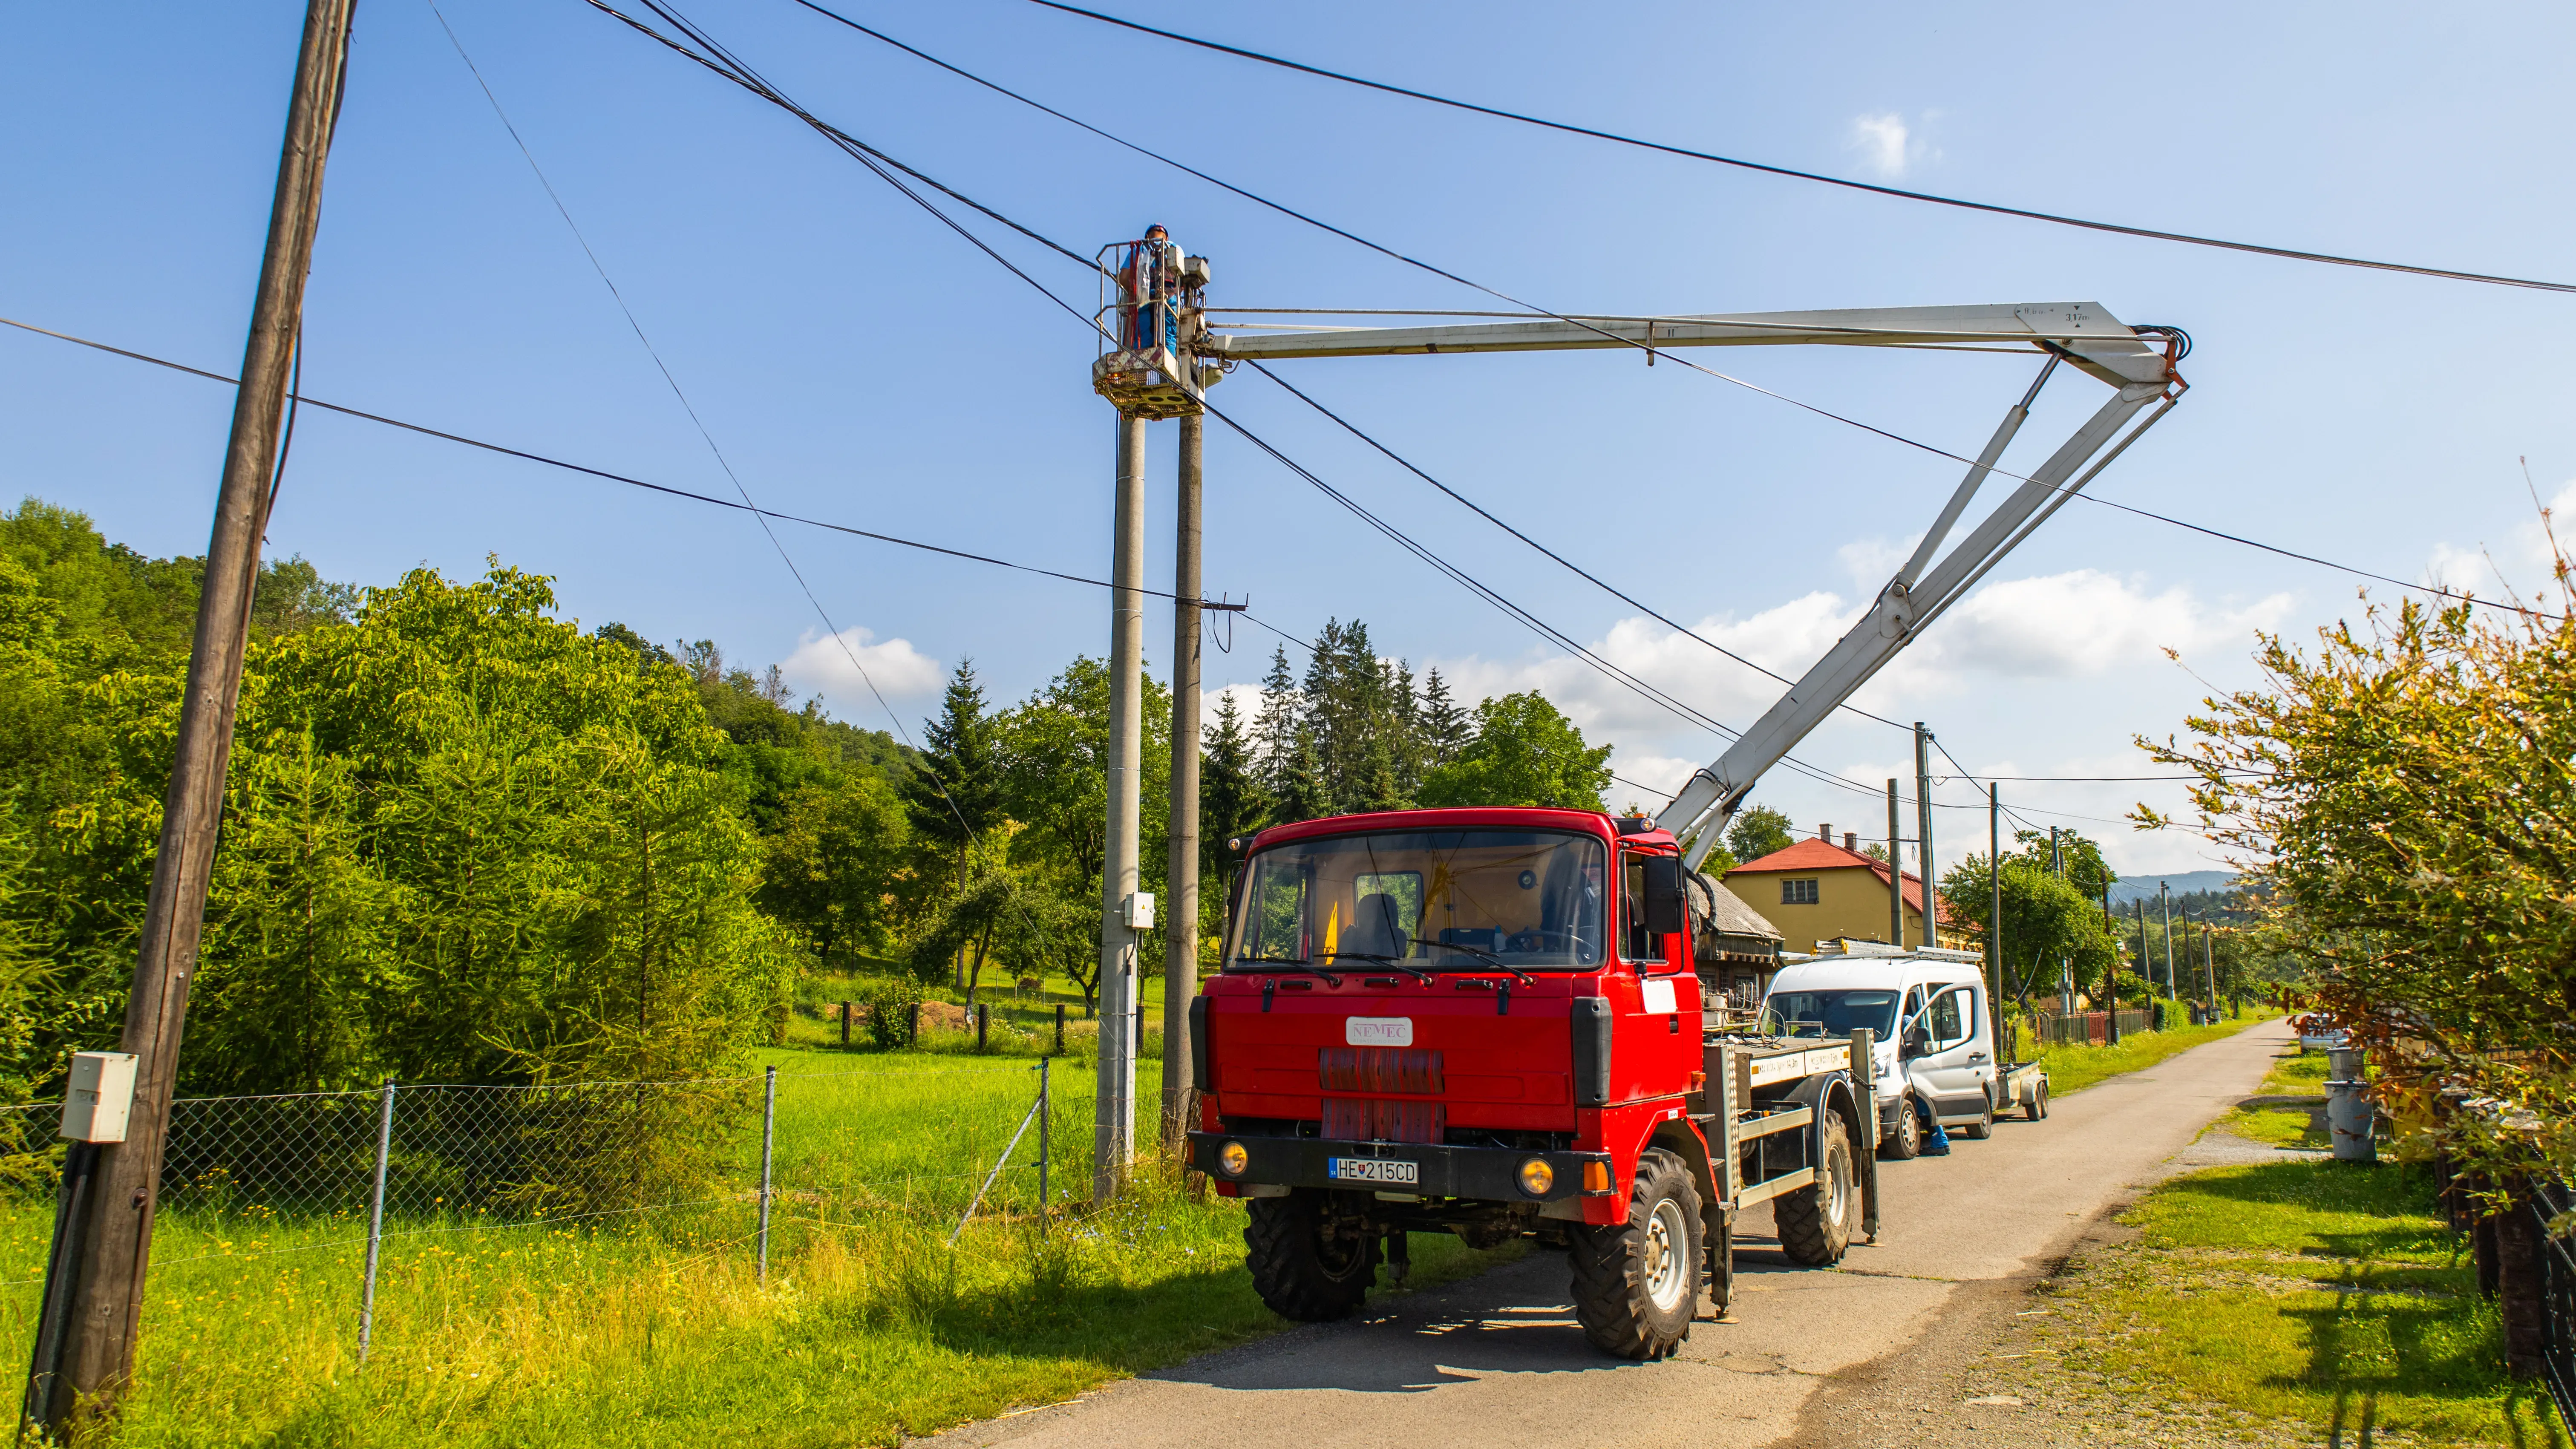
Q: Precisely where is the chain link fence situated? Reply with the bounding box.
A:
[0,1057,1106,1371]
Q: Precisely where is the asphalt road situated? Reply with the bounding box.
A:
[922,1018,2295,1449]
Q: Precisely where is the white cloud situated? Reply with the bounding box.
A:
[777,625,942,706]
[1923,570,2294,680]
[1847,112,1939,179]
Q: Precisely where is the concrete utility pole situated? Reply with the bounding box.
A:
[49,0,358,1424]
[2050,828,2071,1015]
[2158,882,2176,1002]
[2133,898,2150,1020]
[2202,911,2218,1014]
[1884,780,1903,948]
[1912,723,1935,943]
[1161,411,1202,1149]
[1986,784,2006,1061]
[1095,412,1147,1200]
[2102,883,2121,1045]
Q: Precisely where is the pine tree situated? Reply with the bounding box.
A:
[1200,691,1270,875]
[901,660,1003,887]
[1353,731,1408,813]
[1253,644,1302,797]
[1418,666,1470,766]
[1390,659,1422,793]
[1272,722,1331,825]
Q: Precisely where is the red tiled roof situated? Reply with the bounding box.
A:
[1726,836,1956,926]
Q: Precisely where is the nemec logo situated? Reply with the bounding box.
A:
[1345,1017,1415,1047]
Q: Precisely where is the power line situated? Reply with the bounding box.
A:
[778,2,2561,632]
[588,0,1908,802]
[1020,0,2576,297]
[0,314,1268,620]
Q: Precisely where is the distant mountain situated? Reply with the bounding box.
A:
[2108,870,2242,905]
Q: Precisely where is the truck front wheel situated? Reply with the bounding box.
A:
[1774,1108,1856,1265]
[1569,1148,1702,1360]
[1244,1190,1378,1322]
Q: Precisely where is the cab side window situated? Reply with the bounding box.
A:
[1928,988,1967,1049]
[1618,852,1653,962]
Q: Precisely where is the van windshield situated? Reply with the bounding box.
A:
[1230,828,1607,971]
[1763,989,1900,1038]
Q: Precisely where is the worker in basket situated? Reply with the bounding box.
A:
[1120,224,1180,356]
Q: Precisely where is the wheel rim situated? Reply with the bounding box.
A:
[1824,1147,1850,1227]
[1643,1198,1691,1313]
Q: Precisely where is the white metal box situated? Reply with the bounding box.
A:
[61,1051,138,1144]
[1124,892,1156,931]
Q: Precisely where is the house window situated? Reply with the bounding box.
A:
[1781,879,1819,905]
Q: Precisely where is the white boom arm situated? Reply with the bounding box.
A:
[1206,302,2187,867]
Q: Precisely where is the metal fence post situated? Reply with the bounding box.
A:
[359,1078,395,1365]
[757,1065,777,1284]
[1037,1055,1051,1221]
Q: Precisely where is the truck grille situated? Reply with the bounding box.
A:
[1317,1047,1444,1095]
[1320,1098,1447,1144]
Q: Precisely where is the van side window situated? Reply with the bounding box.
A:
[1928,988,1966,1048]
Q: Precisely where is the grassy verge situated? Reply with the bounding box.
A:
[2217,1041,2334,1148]
[8,1054,1516,1448]
[2029,1159,2567,1446]
[2026,1011,2277,1097]
[65,1175,1515,1449]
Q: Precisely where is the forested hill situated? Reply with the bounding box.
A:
[0,497,1620,1103]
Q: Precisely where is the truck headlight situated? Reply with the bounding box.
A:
[1217,1140,1250,1177]
[1516,1158,1554,1196]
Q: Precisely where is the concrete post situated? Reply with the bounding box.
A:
[1095,413,1147,1201]
[1163,412,1202,1149]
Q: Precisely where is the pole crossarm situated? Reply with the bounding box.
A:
[1206,302,2175,389]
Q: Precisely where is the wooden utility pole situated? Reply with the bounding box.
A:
[52,0,359,1423]
[1162,411,1202,1148]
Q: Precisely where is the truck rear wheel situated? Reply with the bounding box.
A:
[1569,1148,1701,1360]
[1774,1108,1855,1265]
[1244,1190,1378,1322]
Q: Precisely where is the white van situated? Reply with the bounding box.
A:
[1758,944,1999,1159]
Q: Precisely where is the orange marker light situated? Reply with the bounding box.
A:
[1582,1161,1613,1193]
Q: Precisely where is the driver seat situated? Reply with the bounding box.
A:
[1339,893,1406,958]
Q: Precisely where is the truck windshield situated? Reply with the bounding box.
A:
[1763,990,1900,1038]
[1230,828,1608,971]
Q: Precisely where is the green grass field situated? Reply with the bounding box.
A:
[0,1049,1518,1448]
[2219,1040,2335,1147]
[2031,1159,2567,1445]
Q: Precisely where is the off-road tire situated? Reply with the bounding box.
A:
[1959,1091,1996,1140]
[1569,1149,1702,1359]
[1774,1108,1856,1266]
[1879,1094,1922,1160]
[2025,1082,2049,1122]
[1244,1190,1378,1321]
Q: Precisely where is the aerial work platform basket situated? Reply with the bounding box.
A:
[1093,231,1210,420]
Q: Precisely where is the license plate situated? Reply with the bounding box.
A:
[1328,1157,1418,1186]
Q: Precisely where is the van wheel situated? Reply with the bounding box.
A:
[1959,1092,1996,1140]
[1880,1095,1923,1160]
[1245,1190,1378,1321]
[1775,1109,1855,1265]
[1569,1149,1701,1360]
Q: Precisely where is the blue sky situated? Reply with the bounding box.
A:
[6,0,2570,881]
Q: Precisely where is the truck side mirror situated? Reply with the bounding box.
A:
[1640,855,1688,936]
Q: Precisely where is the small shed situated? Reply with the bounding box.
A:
[1688,870,1786,1014]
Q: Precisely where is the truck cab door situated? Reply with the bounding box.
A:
[1906,984,1992,1122]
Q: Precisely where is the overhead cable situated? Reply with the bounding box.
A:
[781,1,2558,631]
[1020,0,2576,297]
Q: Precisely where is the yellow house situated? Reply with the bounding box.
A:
[1723,826,1968,953]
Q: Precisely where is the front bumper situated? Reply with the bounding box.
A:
[1187,1131,1609,1205]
